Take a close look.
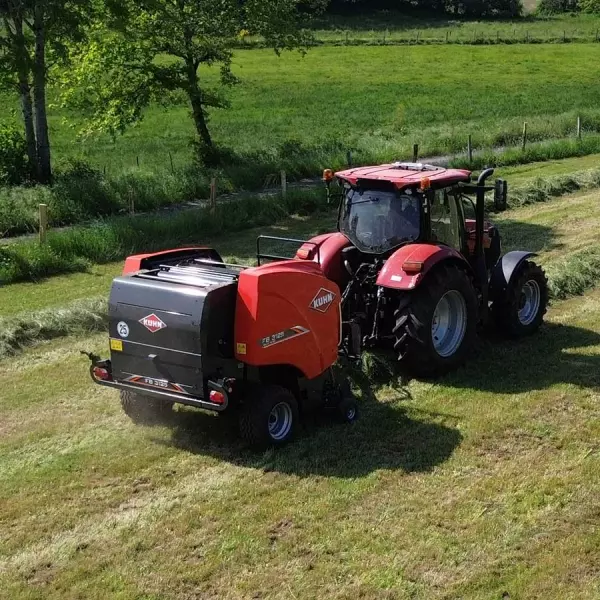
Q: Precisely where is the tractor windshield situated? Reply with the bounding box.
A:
[340,188,421,254]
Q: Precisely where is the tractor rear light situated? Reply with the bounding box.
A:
[419,177,431,191]
[93,366,111,381]
[403,261,424,274]
[209,390,226,405]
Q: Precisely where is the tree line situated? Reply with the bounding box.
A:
[327,0,523,17]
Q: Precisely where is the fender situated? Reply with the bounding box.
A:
[377,244,471,291]
[123,247,223,275]
[296,232,352,288]
[489,251,535,301]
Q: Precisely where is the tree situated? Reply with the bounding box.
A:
[63,0,326,160]
[0,0,93,183]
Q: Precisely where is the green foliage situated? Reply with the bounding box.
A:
[0,188,326,284]
[579,0,600,12]
[536,0,579,13]
[62,0,325,150]
[0,125,29,185]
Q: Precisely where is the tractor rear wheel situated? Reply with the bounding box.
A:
[393,264,478,378]
[492,261,548,337]
[239,385,299,449]
[120,390,173,425]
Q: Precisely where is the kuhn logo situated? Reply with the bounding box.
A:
[310,288,336,313]
[139,313,166,333]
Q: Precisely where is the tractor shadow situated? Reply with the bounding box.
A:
[154,376,462,479]
[445,321,600,394]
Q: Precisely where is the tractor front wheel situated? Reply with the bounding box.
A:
[492,261,548,337]
[394,265,478,378]
[239,385,299,449]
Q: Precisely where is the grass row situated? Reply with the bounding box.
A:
[3,166,600,286]
[4,245,600,361]
[5,168,600,358]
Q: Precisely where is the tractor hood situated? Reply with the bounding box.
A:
[335,162,471,190]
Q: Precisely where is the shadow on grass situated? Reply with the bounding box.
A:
[152,379,462,478]
[497,219,560,254]
[445,322,600,394]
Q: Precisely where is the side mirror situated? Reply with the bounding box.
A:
[494,179,508,212]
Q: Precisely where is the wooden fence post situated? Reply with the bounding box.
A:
[468,134,473,164]
[136,156,140,168]
[577,116,582,140]
[413,144,419,163]
[210,177,217,212]
[522,122,528,151]
[280,170,287,198]
[347,150,352,168]
[446,30,449,43]
[129,191,135,216]
[39,204,48,244]
[169,152,175,174]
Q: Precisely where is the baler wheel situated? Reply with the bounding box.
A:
[239,385,299,448]
[393,264,478,378]
[120,390,173,424]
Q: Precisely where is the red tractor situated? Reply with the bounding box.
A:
[292,162,548,377]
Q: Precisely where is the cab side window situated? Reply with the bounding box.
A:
[430,189,462,250]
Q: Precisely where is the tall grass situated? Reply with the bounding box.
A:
[0,188,326,284]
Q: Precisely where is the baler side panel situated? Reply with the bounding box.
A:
[235,261,340,380]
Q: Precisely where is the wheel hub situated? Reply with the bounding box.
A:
[518,280,541,326]
[268,402,293,441]
[431,290,468,358]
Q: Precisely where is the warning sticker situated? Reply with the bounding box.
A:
[110,339,123,352]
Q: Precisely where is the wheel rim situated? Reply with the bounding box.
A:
[345,406,356,420]
[518,280,541,326]
[268,402,293,441]
[431,290,468,358]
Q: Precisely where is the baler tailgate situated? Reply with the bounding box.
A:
[108,264,238,399]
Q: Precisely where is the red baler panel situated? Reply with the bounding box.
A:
[234,261,340,380]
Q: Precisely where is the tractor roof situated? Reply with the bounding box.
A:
[335,162,472,190]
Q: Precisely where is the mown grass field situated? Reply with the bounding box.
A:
[3,42,600,178]
[2,184,600,598]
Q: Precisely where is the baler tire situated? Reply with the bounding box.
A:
[120,390,173,425]
[491,261,548,337]
[393,264,478,378]
[239,385,299,449]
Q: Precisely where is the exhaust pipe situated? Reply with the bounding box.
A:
[477,168,495,186]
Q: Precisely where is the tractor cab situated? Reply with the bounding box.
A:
[329,162,506,273]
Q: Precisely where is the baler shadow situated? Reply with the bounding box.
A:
[158,384,462,478]
[443,322,600,394]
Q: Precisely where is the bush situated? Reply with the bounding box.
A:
[0,125,30,185]
[578,0,600,12]
[536,0,579,13]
